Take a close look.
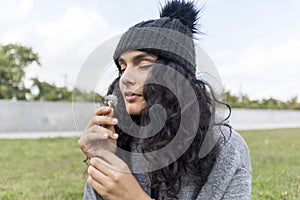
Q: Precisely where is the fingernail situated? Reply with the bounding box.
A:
[113,133,119,138]
[111,118,118,123]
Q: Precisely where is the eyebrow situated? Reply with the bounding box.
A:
[118,52,156,64]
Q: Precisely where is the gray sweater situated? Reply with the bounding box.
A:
[83,127,252,199]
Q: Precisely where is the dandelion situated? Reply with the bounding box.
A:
[104,95,118,107]
[280,190,288,197]
[264,139,269,145]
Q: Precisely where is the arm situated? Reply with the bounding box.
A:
[78,108,151,200]
[220,166,252,200]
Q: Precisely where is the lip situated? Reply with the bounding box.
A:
[124,91,142,102]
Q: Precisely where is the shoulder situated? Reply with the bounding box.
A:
[216,126,252,173]
[197,126,252,199]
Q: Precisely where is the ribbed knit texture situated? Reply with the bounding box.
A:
[113,18,196,75]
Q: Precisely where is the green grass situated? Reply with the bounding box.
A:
[239,128,300,200]
[0,128,299,199]
[0,137,87,200]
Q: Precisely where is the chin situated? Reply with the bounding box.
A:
[125,103,145,115]
[126,107,142,115]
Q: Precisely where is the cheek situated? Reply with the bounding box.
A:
[140,73,151,85]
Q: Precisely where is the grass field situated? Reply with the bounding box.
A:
[0,128,299,199]
[0,137,87,200]
[240,128,300,200]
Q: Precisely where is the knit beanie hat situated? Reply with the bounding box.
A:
[113,0,200,76]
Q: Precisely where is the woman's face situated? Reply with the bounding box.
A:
[118,50,157,115]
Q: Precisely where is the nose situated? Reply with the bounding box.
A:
[120,67,136,87]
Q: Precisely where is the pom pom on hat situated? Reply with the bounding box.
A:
[113,0,202,75]
[160,0,199,34]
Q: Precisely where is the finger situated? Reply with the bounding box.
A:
[83,125,112,138]
[78,134,117,158]
[91,115,118,127]
[92,151,130,173]
[86,107,112,128]
[78,129,111,151]
[81,126,117,141]
[87,175,105,194]
[94,106,112,116]
[102,108,116,134]
[95,108,118,138]
[90,157,114,177]
[85,115,118,139]
[78,134,106,155]
[106,107,114,117]
[86,115,116,129]
[89,125,118,140]
[88,165,108,184]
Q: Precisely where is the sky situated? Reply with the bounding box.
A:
[0,0,299,101]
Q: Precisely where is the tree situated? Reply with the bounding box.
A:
[31,78,104,102]
[225,91,239,107]
[0,44,40,100]
[72,88,104,103]
[223,90,300,110]
[31,78,72,101]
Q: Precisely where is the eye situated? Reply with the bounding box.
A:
[119,68,126,76]
[138,64,153,70]
[119,62,126,75]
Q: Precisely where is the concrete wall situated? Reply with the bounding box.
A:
[1,100,300,133]
[0,100,95,132]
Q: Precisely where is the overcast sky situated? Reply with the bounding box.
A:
[0,0,299,101]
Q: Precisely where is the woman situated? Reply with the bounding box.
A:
[78,1,252,199]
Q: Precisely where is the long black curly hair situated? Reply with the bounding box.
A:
[105,1,232,198]
[106,54,231,199]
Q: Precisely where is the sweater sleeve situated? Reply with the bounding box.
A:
[83,181,103,200]
[197,128,252,200]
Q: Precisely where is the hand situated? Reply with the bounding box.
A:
[78,106,119,159]
[88,150,152,200]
